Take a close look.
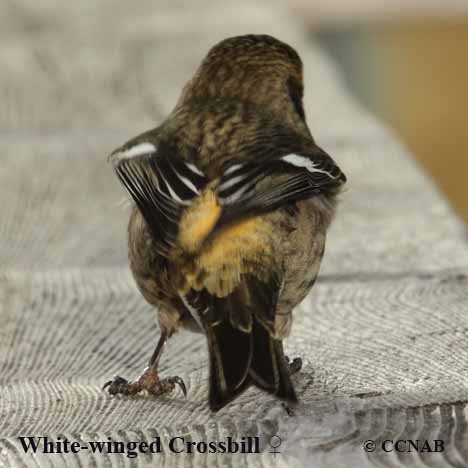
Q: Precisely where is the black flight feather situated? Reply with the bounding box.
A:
[114,152,207,256]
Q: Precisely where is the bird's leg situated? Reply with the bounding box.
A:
[103,329,187,398]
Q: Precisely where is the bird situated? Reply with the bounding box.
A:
[103,34,346,411]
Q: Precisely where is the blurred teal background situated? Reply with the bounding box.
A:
[307,12,468,223]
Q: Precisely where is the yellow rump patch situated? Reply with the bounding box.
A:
[192,216,272,296]
[178,189,222,253]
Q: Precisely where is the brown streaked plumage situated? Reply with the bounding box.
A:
[103,34,346,411]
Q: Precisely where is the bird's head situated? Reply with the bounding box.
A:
[178,34,307,127]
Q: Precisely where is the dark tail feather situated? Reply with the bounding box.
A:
[249,316,298,402]
[207,313,253,411]
[207,298,297,411]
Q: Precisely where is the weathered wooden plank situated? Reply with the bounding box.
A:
[1,269,468,467]
[1,269,468,431]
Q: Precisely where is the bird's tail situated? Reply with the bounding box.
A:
[205,290,297,411]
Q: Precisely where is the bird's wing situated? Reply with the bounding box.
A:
[180,272,297,411]
[110,141,344,256]
[216,145,346,226]
[111,146,208,257]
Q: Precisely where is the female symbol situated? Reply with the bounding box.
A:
[268,435,282,456]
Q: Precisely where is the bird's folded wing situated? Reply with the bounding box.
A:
[216,146,346,226]
[112,145,345,254]
[114,152,207,256]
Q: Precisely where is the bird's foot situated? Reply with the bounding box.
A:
[280,356,303,416]
[284,355,302,375]
[282,401,296,416]
[103,367,187,398]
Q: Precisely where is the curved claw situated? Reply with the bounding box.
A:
[170,376,187,398]
[289,357,302,374]
[284,355,302,375]
[102,375,129,391]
